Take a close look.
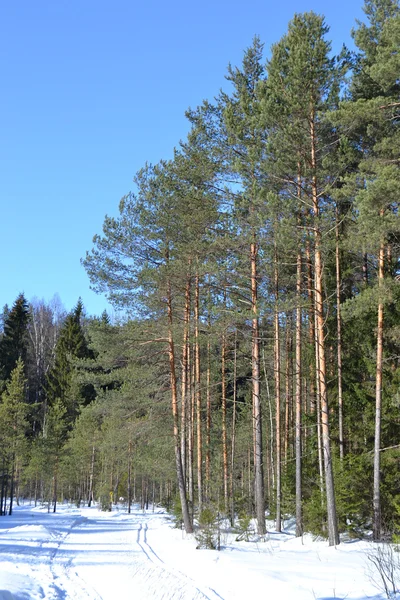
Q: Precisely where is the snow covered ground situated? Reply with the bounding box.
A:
[0,501,394,599]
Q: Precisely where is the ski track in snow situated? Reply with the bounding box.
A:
[0,512,102,600]
[0,506,225,599]
[128,519,225,600]
[47,516,103,600]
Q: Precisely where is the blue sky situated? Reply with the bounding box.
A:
[1,0,365,317]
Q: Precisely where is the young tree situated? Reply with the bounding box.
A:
[0,359,29,515]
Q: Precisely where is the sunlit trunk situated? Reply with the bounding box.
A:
[373,240,385,542]
[166,273,193,534]
[194,274,203,512]
[274,251,281,533]
[181,274,191,487]
[311,114,339,546]
[251,238,265,535]
[335,209,344,460]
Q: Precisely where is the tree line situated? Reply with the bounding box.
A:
[0,0,399,547]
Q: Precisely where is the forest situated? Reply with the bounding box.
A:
[0,0,399,549]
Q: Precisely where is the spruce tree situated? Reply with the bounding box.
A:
[46,299,93,426]
[0,294,30,385]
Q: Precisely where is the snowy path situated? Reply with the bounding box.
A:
[0,503,389,600]
[0,505,224,600]
[50,509,222,600]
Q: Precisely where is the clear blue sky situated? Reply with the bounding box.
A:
[1,0,365,317]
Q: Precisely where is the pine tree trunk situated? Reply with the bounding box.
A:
[311,115,339,546]
[295,245,302,537]
[166,277,193,534]
[363,252,368,285]
[386,245,392,276]
[373,241,385,542]
[186,345,195,517]
[53,456,58,514]
[181,274,191,487]
[247,445,252,515]
[188,347,195,514]
[15,461,20,507]
[127,437,132,514]
[3,472,9,516]
[221,329,229,515]
[206,333,211,499]
[335,209,344,460]
[274,256,281,533]
[263,347,275,501]
[194,274,203,512]
[284,319,292,466]
[306,235,316,417]
[8,455,15,516]
[32,474,37,507]
[251,238,266,535]
[141,477,145,510]
[88,442,95,507]
[1,460,6,515]
[314,310,324,499]
[230,332,237,526]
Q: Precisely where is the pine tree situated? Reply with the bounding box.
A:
[264,12,343,546]
[83,154,218,532]
[221,37,268,535]
[333,0,399,541]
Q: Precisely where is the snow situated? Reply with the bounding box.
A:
[0,502,394,599]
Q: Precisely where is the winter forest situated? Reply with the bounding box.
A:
[1,0,399,555]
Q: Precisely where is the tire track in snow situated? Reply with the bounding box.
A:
[129,518,225,600]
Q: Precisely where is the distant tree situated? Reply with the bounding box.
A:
[27,298,66,432]
[44,399,68,513]
[100,310,111,325]
[0,359,29,515]
[46,299,94,426]
[0,294,30,385]
[0,305,9,335]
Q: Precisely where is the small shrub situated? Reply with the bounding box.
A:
[368,542,400,599]
[303,487,327,539]
[99,495,112,512]
[195,507,219,550]
[392,534,400,547]
[235,513,254,542]
[171,495,183,529]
